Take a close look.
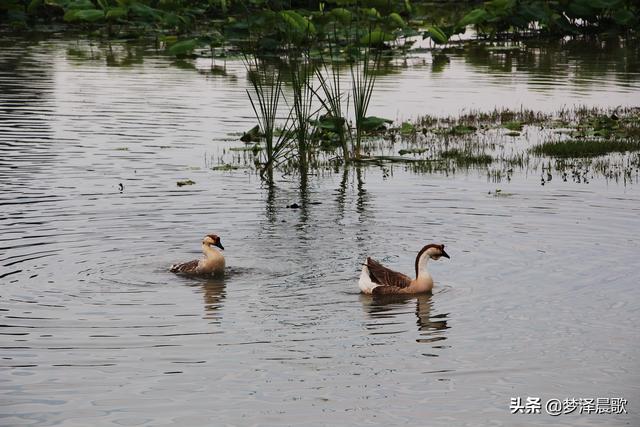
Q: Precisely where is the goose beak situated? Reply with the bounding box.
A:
[214,241,224,251]
[441,250,450,259]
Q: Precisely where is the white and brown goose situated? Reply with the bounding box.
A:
[359,244,449,295]
[170,234,225,276]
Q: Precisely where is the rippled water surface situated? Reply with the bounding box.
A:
[1,37,639,426]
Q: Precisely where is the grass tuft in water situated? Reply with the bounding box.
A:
[503,121,523,131]
[351,45,382,160]
[244,55,294,176]
[441,149,493,166]
[531,139,640,158]
[399,148,428,156]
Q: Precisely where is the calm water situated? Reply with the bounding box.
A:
[1,36,639,426]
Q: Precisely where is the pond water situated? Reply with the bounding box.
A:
[1,36,639,426]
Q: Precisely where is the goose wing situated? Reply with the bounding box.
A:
[372,285,408,296]
[365,257,412,288]
[170,259,199,274]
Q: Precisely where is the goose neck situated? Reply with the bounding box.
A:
[202,243,221,258]
[415,253,431,278]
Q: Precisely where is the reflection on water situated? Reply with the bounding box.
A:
[184,276,227,320]
[362,293,450,351]
[461,37,639,91]
[1,36,639,426]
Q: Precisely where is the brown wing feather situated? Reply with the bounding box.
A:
[170,259,199,274]
[366,257,412,288]
[372,285,407,296]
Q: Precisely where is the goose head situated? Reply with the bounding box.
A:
[415,243,449,277]
[203,234,224,250]
[424,243,449,261]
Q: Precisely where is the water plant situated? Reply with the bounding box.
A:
[277,11,318,173]
[288,56,315,171]
[457,0,639,39]
[503,121,523,131]
[4,0,637,45]
[441,149,493,166]
[351,42,382,160]
[531,139,640,158]
[219,105,640,186]
[314,49,349,160]
[244,55,294,176]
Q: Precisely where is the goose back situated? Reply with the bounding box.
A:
[170,259,200,274]
[365,257,412,288]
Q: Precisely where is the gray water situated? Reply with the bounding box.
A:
[1,37,639,426]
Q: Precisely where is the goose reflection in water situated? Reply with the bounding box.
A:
[186,277,226,320]
[361,293,449,349]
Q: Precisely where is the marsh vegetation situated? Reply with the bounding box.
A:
[3,0,637,41]
[219,105,640,185]
[1,21,639,427]
[4,1,638,183]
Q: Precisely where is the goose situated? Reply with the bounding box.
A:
[170,234,225,276]
[359,244,449,295]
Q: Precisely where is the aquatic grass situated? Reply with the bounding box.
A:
[279,13,319,173]
[244,55,294,176]
[531,139,640,158]
[503,121,523,131]
[312,18,386,162]
[435,124,478,136]
[287,54,316,171]
[211,164,241,171]
[314,56,349,159]
[399,148,429,156]
[441,149,493,166]
[221,105,640,183]
[417,108,551,130]
[311,14,352,161]
[351,44,382,160]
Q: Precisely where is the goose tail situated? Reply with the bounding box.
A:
[358,260,379,294]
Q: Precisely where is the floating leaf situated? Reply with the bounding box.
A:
[399,147,427,155]
[279,9,316,40]
[129,2,160,20]
[27,0,42,14]
[160,35,178,44]
[400,121,415,134]
[613,8,636,26]
[330,8,351,24]
[106,7,128,20]
[503,121,523,131]
[362,7,380,19]
[387,12,405,28]
[361,116,393,132]
[486,0,516,17]
[404,0,412,14]
[211,164,239,171]
[240,125,262,142]
[424,26,448,44]
[66,0,95,9]
[315,116,346,132]
[168,39,199,56]
[64,9,104,22]
[459,8,488,27]
[359,29,393,46]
